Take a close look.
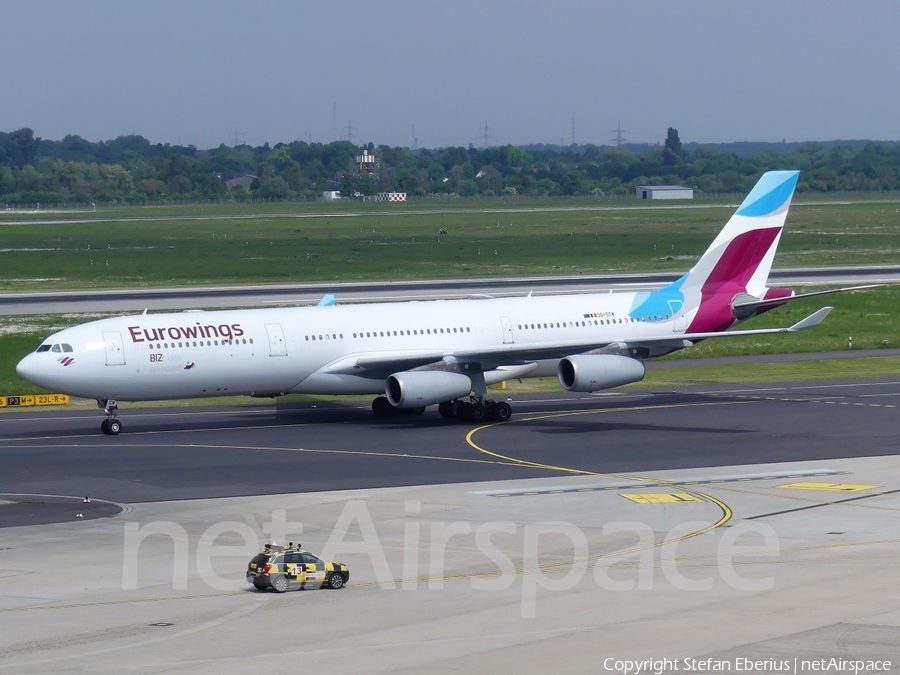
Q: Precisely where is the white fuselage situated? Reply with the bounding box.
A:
[17,291,688,402]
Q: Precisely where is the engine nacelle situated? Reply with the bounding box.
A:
[557,354,645,393]
[385,371,473,408]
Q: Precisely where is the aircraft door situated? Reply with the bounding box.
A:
[102,331,125,365]
[500,316,514,344]
[668,300,686,333]
[265,323,287,357]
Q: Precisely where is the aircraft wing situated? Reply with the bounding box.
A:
[318,307,832,376]
[320,351,450,378]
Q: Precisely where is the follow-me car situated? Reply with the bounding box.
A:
[17,171,870,434]
[247,543,349,592]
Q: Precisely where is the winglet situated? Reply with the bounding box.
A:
[317,294,336,307]
[788,307,833,332]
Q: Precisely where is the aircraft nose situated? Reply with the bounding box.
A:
[16,354,45,386]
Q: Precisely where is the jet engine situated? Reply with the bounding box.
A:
[385,371,473,408]
[557,354,645,392]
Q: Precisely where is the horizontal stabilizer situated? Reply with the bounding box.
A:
[620,307,835,346]
[787,306,833,332]
[733,285,882,312]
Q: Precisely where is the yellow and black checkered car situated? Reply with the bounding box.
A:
[246,544,350,593]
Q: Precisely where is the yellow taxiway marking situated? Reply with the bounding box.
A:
[620,492,705,504]
[465,400,737,575]
[0,442,518,469]
[777,481,881,492]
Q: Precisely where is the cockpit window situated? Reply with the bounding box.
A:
[36,344,51,353]
[62,344,74,353]
[51,344,62,353]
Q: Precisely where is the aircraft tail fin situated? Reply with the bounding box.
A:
[682,170,799,300]
[627,171,800,333]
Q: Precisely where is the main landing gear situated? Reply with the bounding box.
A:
[98,399,122,435]
[370,395,510,422]
[438,399,512,423]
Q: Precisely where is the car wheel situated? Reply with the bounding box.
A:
[271,575,289,593]
[253,582,268,591]
[327,572,345,589]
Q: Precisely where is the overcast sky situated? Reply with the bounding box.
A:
[3,1,899,149]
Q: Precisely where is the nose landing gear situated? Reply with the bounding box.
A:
[98,399,122,435]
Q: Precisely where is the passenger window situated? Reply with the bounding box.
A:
[249,339,253,344]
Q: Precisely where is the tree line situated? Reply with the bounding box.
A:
[1,127,899,205]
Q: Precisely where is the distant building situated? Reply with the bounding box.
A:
[323,191,342,201]
[636,185,693,200]
[376,192,407,202]
[355,153,377,172]
[225,174,256,191]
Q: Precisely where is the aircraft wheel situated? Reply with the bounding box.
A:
[100,419,110,435]
[372,396,397,417]
[490,401,512,422]
[455,402,472,421]
[108,419,122,435]
[470,403,487,423]
[438,401,454,418]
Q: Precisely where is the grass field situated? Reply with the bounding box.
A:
[1,196,899,291]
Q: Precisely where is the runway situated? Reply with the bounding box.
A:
[2,378,898,511]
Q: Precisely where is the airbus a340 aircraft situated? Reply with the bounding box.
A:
[17,170,864,435]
